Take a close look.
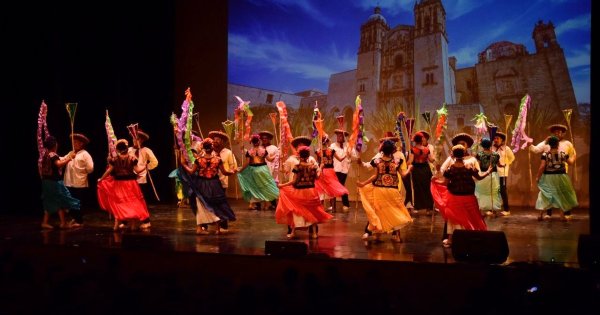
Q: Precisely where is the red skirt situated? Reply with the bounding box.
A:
[430,179,486,231]
[275,186,332,227]
[97,176,150,221]
[315,168,349,198]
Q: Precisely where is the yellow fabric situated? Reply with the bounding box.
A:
[359,184,412,233]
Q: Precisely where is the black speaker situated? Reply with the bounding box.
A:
[577,234,600,269]
[451,230,509,264]
[265,241,308,258]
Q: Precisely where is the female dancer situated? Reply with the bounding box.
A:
[39,136,80,229]
[315,134,349,211]
[276,145,332,239]
[237,134,280,210]
[535,136,578,221]
[475,138,502,217]
[431,145,492,247]
[406,132,435,214]
[356,140,413,242]
[180,138,237,234]
[97,139,150,230]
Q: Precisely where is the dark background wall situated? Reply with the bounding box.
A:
[2,1,228,213]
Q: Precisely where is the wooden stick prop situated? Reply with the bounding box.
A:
[562,109,577,183]
[128,123,160,202]
[222,120,239,199]
[405,117,416,210]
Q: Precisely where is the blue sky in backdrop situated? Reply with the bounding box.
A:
[228,0,590,103]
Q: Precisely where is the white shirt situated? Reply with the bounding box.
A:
[128,147,158,184]
[217,148,237,188]
[329,142,354,174]
[63,149,94,188]
[264,144,280,182]
[530,139,576,157]
[492,145,515,177]
[440,155,480,173]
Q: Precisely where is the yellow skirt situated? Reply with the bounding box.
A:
[359,184,413,233]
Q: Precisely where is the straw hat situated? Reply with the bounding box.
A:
[378,131,399,143]
[451,133,474,148]
[548,124,568,133]
[258,130,274,140]
[71,133,90,145]
[291,136,312,148]
[207,130,230,142]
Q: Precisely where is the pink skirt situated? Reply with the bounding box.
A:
[315,168,349,198]
[97,176,150,221]
[275,186,332,227]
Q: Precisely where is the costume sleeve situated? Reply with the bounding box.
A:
[145,148,158,170]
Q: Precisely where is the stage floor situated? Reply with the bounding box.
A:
[0,199,589,267]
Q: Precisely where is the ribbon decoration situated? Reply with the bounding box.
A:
[269,112,279,146]
[276,101,294,163]
[234,96,253,141]
[105,110,118,159]
[472,112,488,136]
[434,103,448,142]
[510,94,533,153]
[37,100,51,176]
[349,95,367,152]
[405,117,415,141]
[175,88,195,164]
[66,102,78,151]
[395,112,407,156]
[222,120,235,151]
[562,108,577,183]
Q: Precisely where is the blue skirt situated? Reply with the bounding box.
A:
[41,179,80,214]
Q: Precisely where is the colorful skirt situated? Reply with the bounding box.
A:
[474,172,502,211]
[358,184,412,233]
[315,168,349,200]
[97,176,149,221]
[191,176,236,222]
[237,165,280,202]
[431,180,486,230]
[536,173,578,211]
[275,186,332,228]
[41,179,80,214]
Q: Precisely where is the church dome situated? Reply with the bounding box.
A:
[367,6,387,25]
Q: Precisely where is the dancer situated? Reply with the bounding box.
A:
[129,129,157,229]
[529,124,577,219]
[474,138,502,217]
[356,140,413,242]
[431,145,492,247]
[237,134,280,210]
[180,138,237,234]
[283,135,318,181]
[39,136,80,229]
[63,132,94,227]
[535,136,578,221]
[315,134,349,211]
[98,139,150,231]
[259,130,280,209]
[406,132,435,215]
[276,145,332,239]
[357,131,406,239]
[492,131,515,216]
[330,129,353,212]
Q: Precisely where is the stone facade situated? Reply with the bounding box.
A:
[227,83,302,118]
